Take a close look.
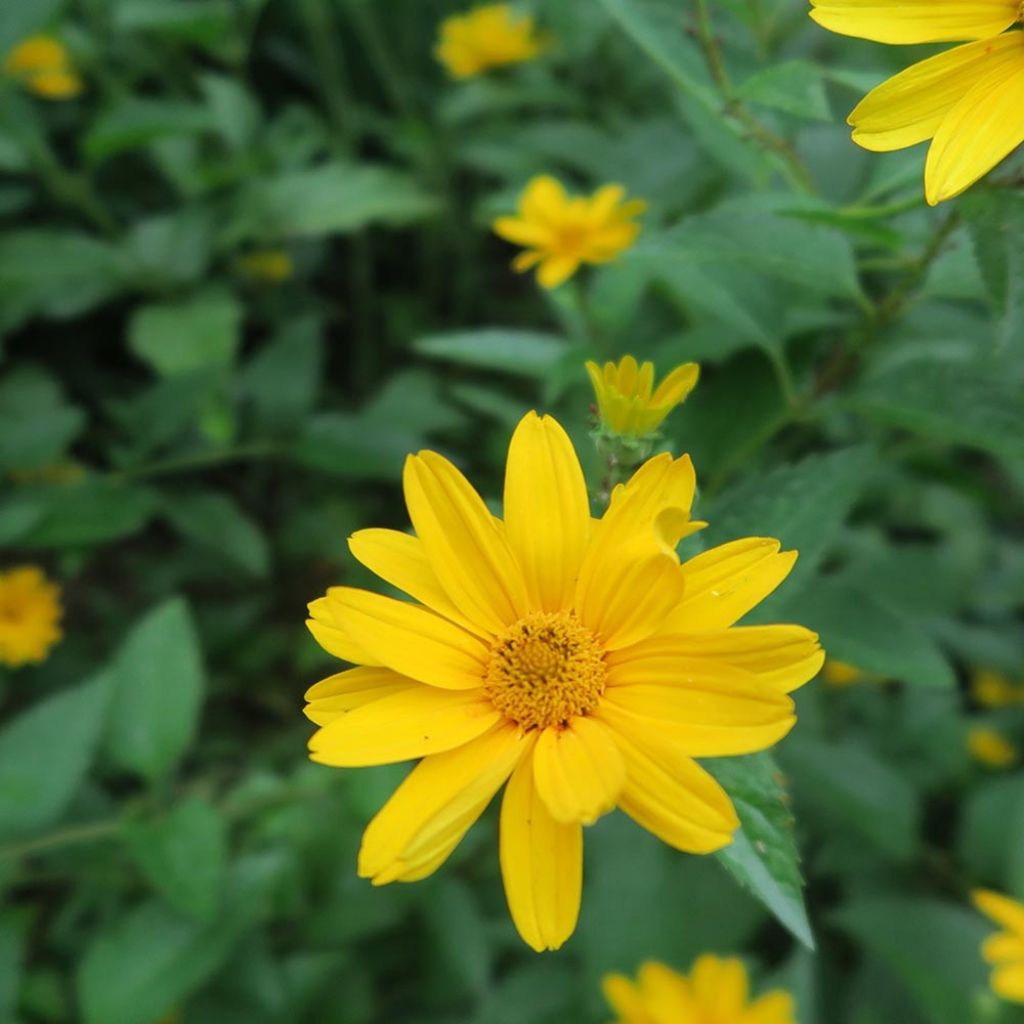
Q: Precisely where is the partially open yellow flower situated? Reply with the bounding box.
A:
[0,566,63,668]
[493,176,646,289]
[586,356,699,438]
[603,956,797,1024]
[304,411,823,951]
[3,35,83,100]
[973,889,1024,1004]
[435,5,543,79]
[809,0,1024,204]
[968,726,1019,769]
[236,249,294,284]
[971,668,1024,709]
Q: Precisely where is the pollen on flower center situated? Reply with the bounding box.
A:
[484,611,607,731]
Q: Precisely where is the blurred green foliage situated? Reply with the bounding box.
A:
[1,0,1023,1022]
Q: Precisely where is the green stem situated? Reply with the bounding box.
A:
[0,818,123,862]
[109,443,281,482]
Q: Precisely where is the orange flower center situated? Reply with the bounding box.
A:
[484,611,607,731]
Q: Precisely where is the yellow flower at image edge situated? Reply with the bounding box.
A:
[971,667,1024,708]
[0,566,63,668]
[809,0,1024,204]
[3,35,83,100]
[587,356,699,438]
[435,4,543,79]
[967,726,1018,769]
[973,889,1024,1004]
[604,956,796,1024]
[304,412,824,951]
[493,176,646,289]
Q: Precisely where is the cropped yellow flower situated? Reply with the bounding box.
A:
[972,668,1024,708]
[809,0,1024,204]
[968,726,1019,769]
[3,35,83,100]
[493,176,646,289]
[0,566,63,668]
[603,956,797,1024]
[587,356,699,438]
[236,249,294,284]
[435,5,543,79]
[305,411,823,951]
[973,889,1024,1004]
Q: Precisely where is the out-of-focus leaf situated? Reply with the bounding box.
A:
[113,0,232,45]
[84,99,213,161]
[292,415,419,481]
[0,674,110,839]
[413,328,573,377]
[160,491,270,578]
[708,753,814,949]
[0,910,25,1022]
[420,878,491,999]
[123,797,228,922]
[958,777,1024,888]
[0,0,64,52]
[0,366,84,472]
[737,61,831,121]
[122,208,214,289]
[200,73,261,152]
[106,598,205,784]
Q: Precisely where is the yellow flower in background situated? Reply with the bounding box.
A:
[435,5,543,79]
[822,659,866,688]
[971,668,1024,708]
[493,176,646,289]
[968,726,1019,769]
[0,566,63,668]
[586,356,699,438]
[305,412,823,951]
[236,249,294,284]
[3,35,83,100]
[603,956,797,1024]
[808,0,1024,205]
[973,889,1024,1004]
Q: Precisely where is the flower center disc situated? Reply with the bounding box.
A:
[484,611,607,731]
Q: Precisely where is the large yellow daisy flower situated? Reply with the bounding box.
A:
[809,0,1024,204]
[304,412,823,951]
[973,889,1024,1003]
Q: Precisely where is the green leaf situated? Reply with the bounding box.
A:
[113,0,232,45]
[123,797,228,922]
[160,491,270,578]
[958,777,1024,895]
[84,99,213,161]
[128,288,243,377]
[413,329,573,378]
[0,674,110,839]
[122,208,214,289]
[708,753,814,949]
[737,61,831,121]
[106,598,205,784]
[292,414,421,482]
[0,910,26,1022]
[0,0,64,52]
[0,366,84,472]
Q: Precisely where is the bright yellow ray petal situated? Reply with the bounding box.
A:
[306,595,383,665]
[745,990,797,1024]
[974,890,1024,937]
[536,253,580,288]
[992,963,1024,1002]
[587,183,627,225]
[521,175,569,224]
[925,59,1024,205]
[532,716,626,824]
[309,685,500,766]
[304,666,418,725]
[850,34,1024,152]
[808,0,1018,44]
[636,961,695,1018]
[602,974,653,1023]
[359,722,527,883]
[690,955,749,1016]
[403,451,529,634]
[492,215,553,247]
[504,412,591,612]
[983,933,1024,963]
[499,751,582,952]
[322,586,488,689]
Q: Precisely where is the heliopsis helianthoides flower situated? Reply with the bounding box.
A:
[973,889,1024,1003]
[809,0,1024,204]
[3,35,83,100]
[493,176,646,289]
[0,566,63,668]
[603,955,797,1024]
[971,667,1024,708]
[304,412,824,951]
[587,356,699,439]
[967,725,1019,768]
[435,5,544,79]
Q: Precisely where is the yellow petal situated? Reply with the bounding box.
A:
[808,0,1018,44]
[309,685,500,766]
[322,586,488,689]
[664,538,797,632]
[359,722,527,882]
[536,253,580,288]
[746,990,798,1024]
[925,58,1024,205]
[499,750,582,952]
[303,666,418,725]
[512,249,543,272]
[992,963,1024,1002]
[521,175,569,223]
[850,35,1024,152]
[601,974,650,1021]
[636,961,694,1016]
[492,215,553,247]
[348,528,486,636]
[587,183,627,225]
[973,889,1024,937]
[651,361,700,407]
[403,451,529,634]
[689,955,749,1015]
[532,717,626,824]
[306,595,382,665]
[503,412,591,612]
[600,710,739,853]
[982,932,1024,963]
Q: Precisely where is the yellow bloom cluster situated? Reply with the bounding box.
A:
[974,890,1024,1004]
[435,5,543,79]
[3,35,83,100]
[587,356,699,439]
[0,566,63,668]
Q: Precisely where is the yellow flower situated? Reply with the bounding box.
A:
[808,0,1024,204]
[493,176,646,289]
[586,356,699,438]
[973,889,1024,1004]
[603,956,797,1024]
[971,668,1024,709]
[236,249,294,284]
[3,35,83,100]
[304,412,823,951]
[822,659,864,688]
[0,566,63,668]
[435,4,544,79]
[967,726,1019,769]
